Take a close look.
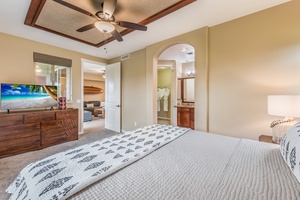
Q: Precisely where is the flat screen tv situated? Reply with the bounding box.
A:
[0,83,58,111]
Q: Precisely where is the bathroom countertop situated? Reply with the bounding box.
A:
[176,105,194,108]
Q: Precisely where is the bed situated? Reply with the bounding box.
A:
[6,124,300,200]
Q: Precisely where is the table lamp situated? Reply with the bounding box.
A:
[268,95,300,143]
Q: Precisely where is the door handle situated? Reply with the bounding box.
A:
[116,105,121,107]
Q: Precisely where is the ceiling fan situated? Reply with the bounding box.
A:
[53,0,147,42]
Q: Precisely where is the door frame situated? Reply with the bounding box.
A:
[155,44,195,126]
[80,59,107,134]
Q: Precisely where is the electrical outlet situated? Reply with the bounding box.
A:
[134,122,137,126]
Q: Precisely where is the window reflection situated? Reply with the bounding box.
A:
[35,62,72,101]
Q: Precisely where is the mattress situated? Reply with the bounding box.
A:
[70,130,300,200]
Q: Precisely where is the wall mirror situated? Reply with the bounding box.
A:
[178,77,194,103]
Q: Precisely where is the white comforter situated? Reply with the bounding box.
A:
[71,130,300,200]
[6,124,189,200]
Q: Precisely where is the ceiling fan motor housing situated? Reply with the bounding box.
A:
[95,11,115,22]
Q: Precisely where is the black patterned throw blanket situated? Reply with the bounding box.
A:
[6,124,189,200]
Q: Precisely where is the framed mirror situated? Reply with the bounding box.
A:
[178,77,194,103]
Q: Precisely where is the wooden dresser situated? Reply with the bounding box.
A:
[177,106,194,129]
[0,109,78,158]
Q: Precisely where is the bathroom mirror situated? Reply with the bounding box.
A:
[178,77,194,103]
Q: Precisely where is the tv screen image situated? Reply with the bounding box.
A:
[0,83,58,110]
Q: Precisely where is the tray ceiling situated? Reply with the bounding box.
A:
[25,0,196,47]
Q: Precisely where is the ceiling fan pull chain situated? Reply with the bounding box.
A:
[104,33,108,53]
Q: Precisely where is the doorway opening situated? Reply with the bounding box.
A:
[157,44,195,128]
[81,59,106,134]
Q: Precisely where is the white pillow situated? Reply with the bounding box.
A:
[280,122,300,183]
[86,103,94,108]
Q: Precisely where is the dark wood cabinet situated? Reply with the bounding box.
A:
[0,109,78,158]
[177,107,194,129]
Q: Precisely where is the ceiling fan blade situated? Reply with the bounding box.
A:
[103,0,117,17]
[77,24,95,32]
[53,0,96,19]
[111,29,123,42]
[118,21,147,31]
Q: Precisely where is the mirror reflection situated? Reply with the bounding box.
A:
[178,77,194,103]
[183,78,194,102]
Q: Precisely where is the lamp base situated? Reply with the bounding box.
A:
[271,121,296,143]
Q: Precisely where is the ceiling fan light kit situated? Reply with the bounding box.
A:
[95,21,115,33]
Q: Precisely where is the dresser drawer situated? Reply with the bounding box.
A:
[0,123,40,158]
[56,109,78,120]
[0,115,23,127]
[24,111,55,124]
[41,120,78,146]
[0,123,40,141]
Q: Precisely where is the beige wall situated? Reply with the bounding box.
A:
[145,27,209,131]
[111,28,209,132]
[110,49,147,131]
[0,33,107,132]
[109,0,300,140]
[84,73,105,102]
[181,62,195,78]
[208,0,300,139]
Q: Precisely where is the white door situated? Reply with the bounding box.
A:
[105,62,121,132]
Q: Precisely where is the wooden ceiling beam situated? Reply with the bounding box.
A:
[24,0,197,48]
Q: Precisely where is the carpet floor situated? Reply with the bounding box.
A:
[83,116,105,134]
[0,119,119,200]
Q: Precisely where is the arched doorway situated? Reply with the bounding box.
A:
[156,44,195,127]
[145,27,208,131]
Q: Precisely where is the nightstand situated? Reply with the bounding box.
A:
[259,135,277,144]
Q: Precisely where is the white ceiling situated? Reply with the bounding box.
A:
[0,0,289,62]
[159,44,195,63]
[83,60,106,75]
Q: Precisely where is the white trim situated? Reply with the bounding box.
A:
[78,131,84,135]
[80,59,84,134]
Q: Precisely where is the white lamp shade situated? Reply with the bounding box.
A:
[268,95,300,118]
[95,21,115,33]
